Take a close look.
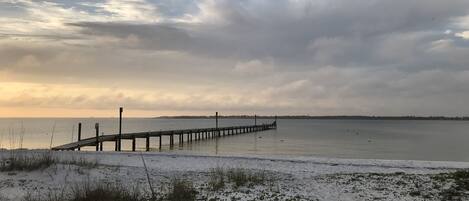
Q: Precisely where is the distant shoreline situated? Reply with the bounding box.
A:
[154,115,469,121]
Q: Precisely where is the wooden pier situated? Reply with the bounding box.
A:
[52,122,277,151]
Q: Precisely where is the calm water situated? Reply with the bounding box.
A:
[0,118,469,162]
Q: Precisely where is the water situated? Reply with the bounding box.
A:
[0,118,468,162]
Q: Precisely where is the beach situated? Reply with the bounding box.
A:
[1,150,469,201]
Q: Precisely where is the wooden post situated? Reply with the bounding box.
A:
[146,133,150,151]
[159,136,162,150]
[255,115,257,126]
[132,137,136,151]
[95,123,99,151]
[215,112,218,129]
[99,132,103,151]
[215,112,219,137]
[77,123,82,151]
[119,107,123,151]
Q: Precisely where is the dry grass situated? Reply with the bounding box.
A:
[163,178,197,201]
[23,179,152,201]
[208,167,226,191]
[227,168,268,188]
[1,152,55,171]
[70,182,147,201]
[1,152,100,172]
[208,167,274,190]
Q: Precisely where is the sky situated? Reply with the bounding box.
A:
[0,0,469,117]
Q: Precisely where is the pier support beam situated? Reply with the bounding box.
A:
[95,123,99,151]
[146,133,150,151]
[215,112,218,129]
[118,107,123,151]
[159,136,162,150]
[77,123,82,151]
[99,132,103,151]
[132,137,136,151]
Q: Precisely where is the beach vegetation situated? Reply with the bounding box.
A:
[23,180,150,201]
[1,151,99,172]
[227,168,268,188]
[1,152,55,171]
[163,177,197,201]
[208,167,226,191]
[207,167,274,190]
[436,170,469,200]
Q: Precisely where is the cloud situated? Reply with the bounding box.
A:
[233,59,273,75]
[456,31,469,39]
[90,0,160,23]
[1,0,469,116]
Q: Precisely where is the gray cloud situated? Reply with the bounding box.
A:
[1,0,469,116]
[67,0,469,69]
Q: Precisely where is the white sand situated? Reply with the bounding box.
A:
[0,150,468,200]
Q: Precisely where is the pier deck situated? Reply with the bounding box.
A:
[52,122,277,151]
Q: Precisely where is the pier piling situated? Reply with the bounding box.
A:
[146,133,150,151]
[77,123,82,151]
[95,123,99,151]
[118,107,123,151]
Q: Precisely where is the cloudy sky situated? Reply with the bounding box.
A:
[0,0,469,117]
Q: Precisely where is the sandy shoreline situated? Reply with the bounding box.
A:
[1,150,469,200]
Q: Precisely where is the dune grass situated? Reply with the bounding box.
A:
[23,181,149,201]
[163,178,197,201]
[1,152,55,171]
[208,167,274,191]
[0,152,99,172]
